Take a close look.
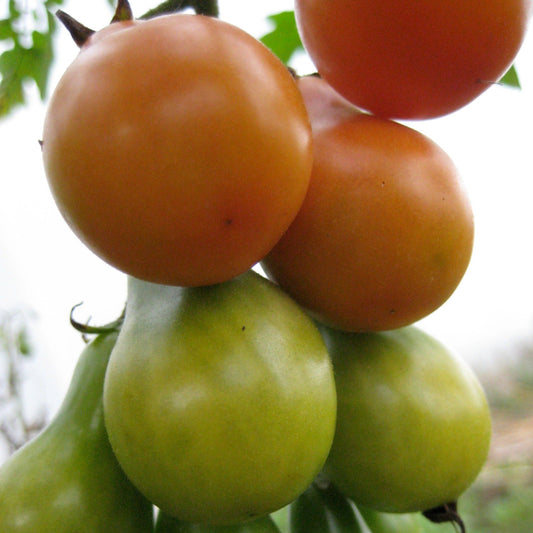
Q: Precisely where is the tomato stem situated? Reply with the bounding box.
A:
[141,0,219,19]
[55,10,95,48]
[422,501,466,533]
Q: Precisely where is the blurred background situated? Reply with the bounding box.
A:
[1,1,532,531]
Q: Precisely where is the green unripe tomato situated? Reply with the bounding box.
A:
[319,325,491,514]
[104,271,337,525]
[0,333,153,532]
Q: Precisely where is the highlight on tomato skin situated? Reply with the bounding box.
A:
[41,13,313,287]
[262,75,474,333]
[294,0,532,119]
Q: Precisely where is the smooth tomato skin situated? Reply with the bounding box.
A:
[262,77,473,332]
[295,0,532,119]
[103,271,337,525]
[319,325,492,514]
[42,14,312,286]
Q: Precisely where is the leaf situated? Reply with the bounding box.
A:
[260,10,303,65]
[0,19,15,41]
[30,28,55,99]
[0,45,26,116]
[0,3,60,118]
[16,328,32,357]
[499,64,521,89]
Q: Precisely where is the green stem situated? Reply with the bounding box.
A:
[70,303,125,339]
[141,0,219,19]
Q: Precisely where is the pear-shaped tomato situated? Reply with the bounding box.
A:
[0,333,153,532]
[319,325,491,515]
[104,271,337,525]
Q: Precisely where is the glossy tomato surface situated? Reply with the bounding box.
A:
[319,325,492,514]
[103,271,337,525]
[295,0,531,119]
[262,76,474,332]
[42,14,312,286]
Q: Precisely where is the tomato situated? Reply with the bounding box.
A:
[103,271,337,525]
[295,0,532,119]
[0,333,153,532]
[318,324,492,514]
[42,14,312,286]
[262,76,474,332]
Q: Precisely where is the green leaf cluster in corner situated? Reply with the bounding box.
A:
[0,0,64,119]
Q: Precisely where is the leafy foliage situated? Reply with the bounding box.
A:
[260,10,303,65]
[0,0,65,118]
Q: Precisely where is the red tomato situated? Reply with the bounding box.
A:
[295,0,532,119]
[262,76,474,332]
[42,14,313,286]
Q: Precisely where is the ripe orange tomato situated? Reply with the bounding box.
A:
[295,0,532,119]
[42,14,312,286]
[262,76,474,332]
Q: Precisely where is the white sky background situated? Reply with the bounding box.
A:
[1,0,533,418]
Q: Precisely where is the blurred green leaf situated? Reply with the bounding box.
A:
[0,1,62,118]
[16,328,32,357]
[260,10,303,65]
[0,46,26,115]
[0,19,15,41]
[500,64,521,89]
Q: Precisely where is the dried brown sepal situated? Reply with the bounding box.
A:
[111,0,134,23]
[55,10,95,48]
[422,501,466,533]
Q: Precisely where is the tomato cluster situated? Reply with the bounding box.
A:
[1,0,529,531]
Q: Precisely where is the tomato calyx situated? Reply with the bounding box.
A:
[111,0,134,23]
[56,0,221,49]
[56,0,135,48]
[422,501,466,533]
[55,11,95,48]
